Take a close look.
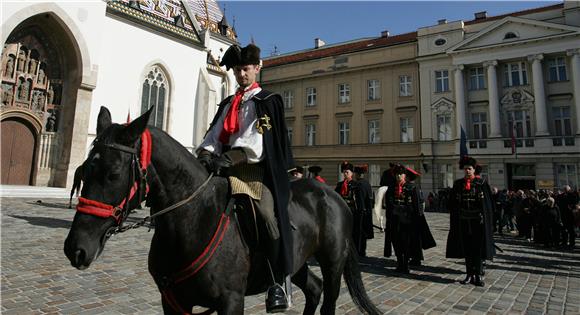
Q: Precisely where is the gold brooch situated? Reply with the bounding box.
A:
[256,115,272,134]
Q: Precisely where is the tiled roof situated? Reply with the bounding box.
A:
[186,0,224,24]
[263,32,417,68]
[464,2,563,25]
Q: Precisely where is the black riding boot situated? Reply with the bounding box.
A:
[473,275,485,287]
[460,274,473,284]
[265,238,288,313]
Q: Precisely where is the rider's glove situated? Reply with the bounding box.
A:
[213,149,247,177]
[196,149,213,173]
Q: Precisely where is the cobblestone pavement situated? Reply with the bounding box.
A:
[1,197,579,314]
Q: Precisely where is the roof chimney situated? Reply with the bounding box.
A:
[474,11,487,20]
[438,19,447,25]
[314,38,325,49]
[381,30,389,38]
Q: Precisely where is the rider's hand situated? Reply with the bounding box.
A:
[196,150,213,173]
[212,154,233,177]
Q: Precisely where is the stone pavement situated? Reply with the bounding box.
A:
[1,197,579,314]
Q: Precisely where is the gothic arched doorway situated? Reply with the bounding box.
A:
[1,11,84,187]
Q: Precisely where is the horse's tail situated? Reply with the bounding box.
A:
[343,244,382,315]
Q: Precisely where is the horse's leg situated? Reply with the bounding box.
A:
[217,292,245,315]
[291,263,322,315]
[318,256,346,315]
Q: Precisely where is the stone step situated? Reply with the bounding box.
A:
[0,185,69,199]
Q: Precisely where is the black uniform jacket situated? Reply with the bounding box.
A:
[383,182,436,257]
[445,177,495,260]
[208,90,295,275]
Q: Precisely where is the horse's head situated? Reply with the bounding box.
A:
[64,106,152,269]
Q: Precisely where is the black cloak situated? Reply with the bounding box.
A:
[445,177,496,260]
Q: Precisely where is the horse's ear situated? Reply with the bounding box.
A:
[97,106,112,135]
[119,107,153,144]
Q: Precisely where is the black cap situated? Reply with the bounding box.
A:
[340,161,354,172]
[459,156,478,169]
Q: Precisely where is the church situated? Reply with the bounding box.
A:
[1,0,237,187]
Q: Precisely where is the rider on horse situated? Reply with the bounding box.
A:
[196,43,294,313]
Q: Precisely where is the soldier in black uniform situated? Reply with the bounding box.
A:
[335,161,366,255]
[383,163,436,273]
[353,165,375,257]
[446,157,495,287]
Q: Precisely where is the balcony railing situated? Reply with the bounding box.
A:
[503,138,535,148]
[469,140,487,149]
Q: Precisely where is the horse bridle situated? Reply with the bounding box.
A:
[76,129,152,232]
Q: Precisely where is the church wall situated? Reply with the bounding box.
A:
[88,14,208,152]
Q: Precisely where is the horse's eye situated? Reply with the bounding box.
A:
[108,173,121,181]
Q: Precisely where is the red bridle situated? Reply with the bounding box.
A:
[76,129,152,223]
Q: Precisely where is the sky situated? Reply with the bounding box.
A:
[220,1,560,56]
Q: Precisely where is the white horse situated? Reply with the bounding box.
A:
[373,186,388,232]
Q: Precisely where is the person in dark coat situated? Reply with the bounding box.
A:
[541,197,562,248]
[196,43,294,312]
[446,156,495,287]
[383,163,436,273]
[352,165,375,257]
[335,161,367,256]
[557,185,578,249]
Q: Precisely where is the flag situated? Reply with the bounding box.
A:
[510,124,516,155]
[460,125,468,161]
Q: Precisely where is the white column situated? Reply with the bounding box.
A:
[454,64,466,138]
[567,49,580,135]
[484,60,501,137]
[528,54,549,136]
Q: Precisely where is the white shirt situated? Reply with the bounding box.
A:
[197,86,264,163]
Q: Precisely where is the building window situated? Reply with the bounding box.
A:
[503,62,528,87]
[338,83,350,104]
[469,67,485,90]
[548,57,567,82]
[553,106,574,146]
[368,119,380,144]
[367,79,380,100]
[435,70,449,92]
[400,118,413,142]
[338,121,350,145]
[437,164,454,189]
[556,164,578,189]
[437,114,452,141]
[306,87,316,107]
[305,123,316,146]
[287,126,293,145]
[141,65,169,129]
[283,90,294,109]
[471,112,488,148]
[399,75,413,96]
[506,110,533,148]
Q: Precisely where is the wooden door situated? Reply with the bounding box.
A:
[1,118,36,185]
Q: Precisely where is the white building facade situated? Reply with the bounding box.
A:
[418,2,580,192]
[1,0,237,188]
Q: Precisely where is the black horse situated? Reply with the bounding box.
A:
[64,107,382,315]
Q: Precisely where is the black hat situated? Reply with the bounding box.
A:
[459,156,478,169]
[219,44,261,70]
[392,163,421,181]
[308,166,322,173]
[340,161,354,172]
[354,164,368,174]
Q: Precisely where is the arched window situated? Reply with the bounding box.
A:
[141,65,169,129]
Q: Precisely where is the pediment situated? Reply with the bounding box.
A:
[431,97,455,114]
[500,88,534,106]
[449,16,580,53]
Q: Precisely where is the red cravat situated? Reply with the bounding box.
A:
[219,82,260,144]
[395,180,405,198]
[464,175,475,191]
[340,179,350,196]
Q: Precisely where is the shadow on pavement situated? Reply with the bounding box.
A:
[26,200,70,209]
[357,256,457,284]
[9,214,71,229]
